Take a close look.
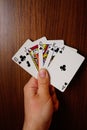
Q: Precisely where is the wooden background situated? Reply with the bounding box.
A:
[0,0,87,130]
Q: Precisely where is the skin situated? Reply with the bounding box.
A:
[23,69,59,130]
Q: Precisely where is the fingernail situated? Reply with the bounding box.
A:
[39,69,46,78]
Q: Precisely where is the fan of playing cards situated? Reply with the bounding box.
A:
[12,37,85,92]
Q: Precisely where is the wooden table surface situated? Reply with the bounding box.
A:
[0,0,87,130]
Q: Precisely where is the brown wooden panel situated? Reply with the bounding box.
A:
[0,0,87,130]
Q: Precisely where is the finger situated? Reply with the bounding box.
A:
[50,86,59,111]
[38,69,50,96]
[50,85,55,96]
[24,77,38,99]
[53,94,59,111]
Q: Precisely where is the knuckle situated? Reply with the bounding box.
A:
[39,78,49,85]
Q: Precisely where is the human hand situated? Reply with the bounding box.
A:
[23,69,59,130]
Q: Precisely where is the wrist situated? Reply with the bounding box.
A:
[23,121,49,130]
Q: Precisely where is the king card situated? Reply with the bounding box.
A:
[28,37,47,69]
[44,40,65,68]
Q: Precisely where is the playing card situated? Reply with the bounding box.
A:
[38,41,49,69]
[44,43,77,68]
[65,45,77,52]
[44,40,65,67]
[28,37,47,69]
[39,40,64,68]
[47,47,85,92]
[39,40,77,68]
[12,36,84,92]
[12,37,47,77]
[12,39,38,78]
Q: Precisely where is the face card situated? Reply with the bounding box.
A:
[28,37,47,69]
[47,47,85,92]
[44,43,78,68]
[43,40,65,68]
[38,42,49,69]
[29,44,38,69]
[12,39,38,78]
[42,44,53,68]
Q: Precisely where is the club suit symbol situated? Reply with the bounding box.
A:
[19,55,26,64]
[60,65,66,71]
[26,61,30,67]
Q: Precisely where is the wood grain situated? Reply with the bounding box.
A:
[0,0,87,130]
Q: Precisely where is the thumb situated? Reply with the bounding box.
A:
[38,69,50,96]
